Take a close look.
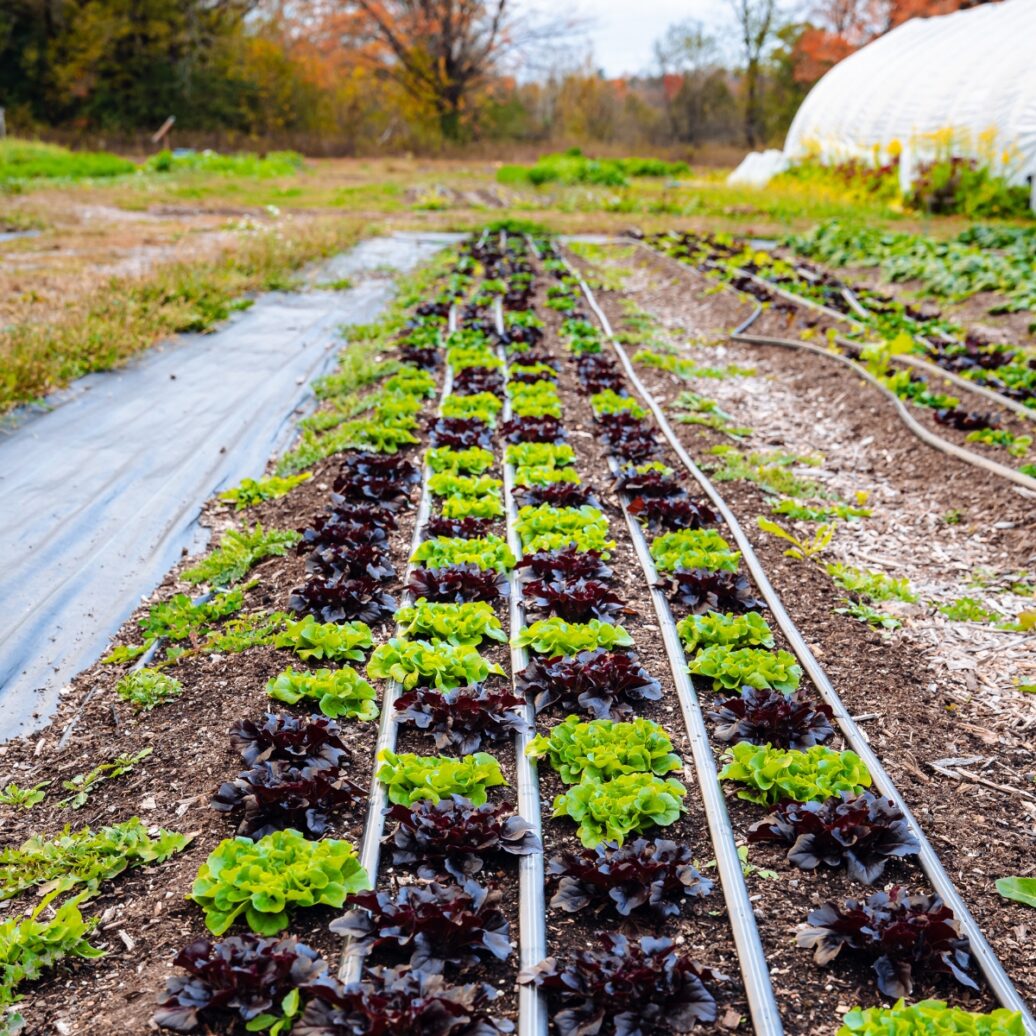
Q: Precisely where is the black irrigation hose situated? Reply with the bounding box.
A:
[493,290,549,1036]
[338,308,457,983]
[570,262,1036,1033]
[730,332,1036,495]
[643,244,1036,494]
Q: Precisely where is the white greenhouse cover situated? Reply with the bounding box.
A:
[782,0,1036,184]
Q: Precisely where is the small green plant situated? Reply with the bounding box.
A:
[266,666,379,720]
[115,669,183,711]
[440,392,503,423]
[528,716,681,784]
[590,390,646,419]
[505,442,576,469]
[411,535,515,573]
[966,428,1032,458]
[718,743,872,805]
[826,563,917,603]
[394,601,505,646]
[770,499,871,522]
[943,509,964,525]
[367,639,504,690]
[551,773,687,849]
[426,446,495,474]
[441,495,504,519]
[0,817,190,901]
[190,830,369,936]
[183,525,301,586]
[688,645,802,693]
[937,597,1000,623]
[707,445,825,498]
[218,472,312,511]
[736,844,779,881]
[633,349,755,381]
[995,876,1036,909]
[274,617,372,662]
[57,749,153,810]
[202,610,289,654]
[515,504,614,556]
[676,611,773,653]
[514,465,582,488]
[427,472,502,499]
[515,618,633,656]
[649,529,740,573]
[0,893,104,1028]
[375,750,506,806]
[757,517,835,562]
[837,998,1024,1036]
[836,600,903,631]
[0,782,50,810]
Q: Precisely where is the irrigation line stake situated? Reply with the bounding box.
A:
[338,306,457,983]
[493,289,549,1036]
[732,332,1036,495]
[562,260,784,1036]
[571,261,1036,1033]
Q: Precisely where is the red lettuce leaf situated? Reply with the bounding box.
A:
[395,685,530,754]
[708,687,834,750]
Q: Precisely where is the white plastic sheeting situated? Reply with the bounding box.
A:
[727,149,790,186]
[784,0,1036,184]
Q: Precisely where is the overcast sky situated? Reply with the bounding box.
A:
[557,0,734,78]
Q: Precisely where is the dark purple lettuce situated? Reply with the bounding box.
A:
[293,965,513,1036]
[516,482,596,509]
[516,546,612,583]
[289,575,396,625]
[299,515,391,555]
[523,577,627,622]
[748,792,920,883]
[517,649,661,719]
[408,564,507,603]
[614,467,684,499]
[708,688,834,749]
[453,367,506,396]
[425,516,495,540]
[519,933,725,1036]
[386,796,541,880]
[548,839,713,920]
[153,935,327,1033]
[628,496,717,532]
[333,453,420,509]
[332,880,511,972]
[663,568,765,613]
[211,760,365,838]
[428,418,493,450]
[797,887,976,998]
[499,416,565,444]
[228,713,350,769]
[395,685,530,753]
[306,543,396,582]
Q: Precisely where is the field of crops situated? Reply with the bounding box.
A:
[1,210,1034,1036]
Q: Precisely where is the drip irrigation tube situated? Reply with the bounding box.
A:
[731,332,1036,495]
[646,243,1036,425]
[494,290,549,1036]
[559,251,783,1033]
[570,263,1036,1033]
[338,307,457,983]
[605,455,786,1036]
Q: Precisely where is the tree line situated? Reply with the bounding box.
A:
[0,0,988,155]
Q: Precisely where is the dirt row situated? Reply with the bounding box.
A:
[571,244,1036,1021]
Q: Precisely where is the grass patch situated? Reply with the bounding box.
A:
[142,149,303,177]
[0,217,367,413]
[0,138,136,184]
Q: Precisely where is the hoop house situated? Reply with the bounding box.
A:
[783,0,1036,185]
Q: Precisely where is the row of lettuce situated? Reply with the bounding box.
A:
[650,230,1036,481]
[549,243,1024,1036]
